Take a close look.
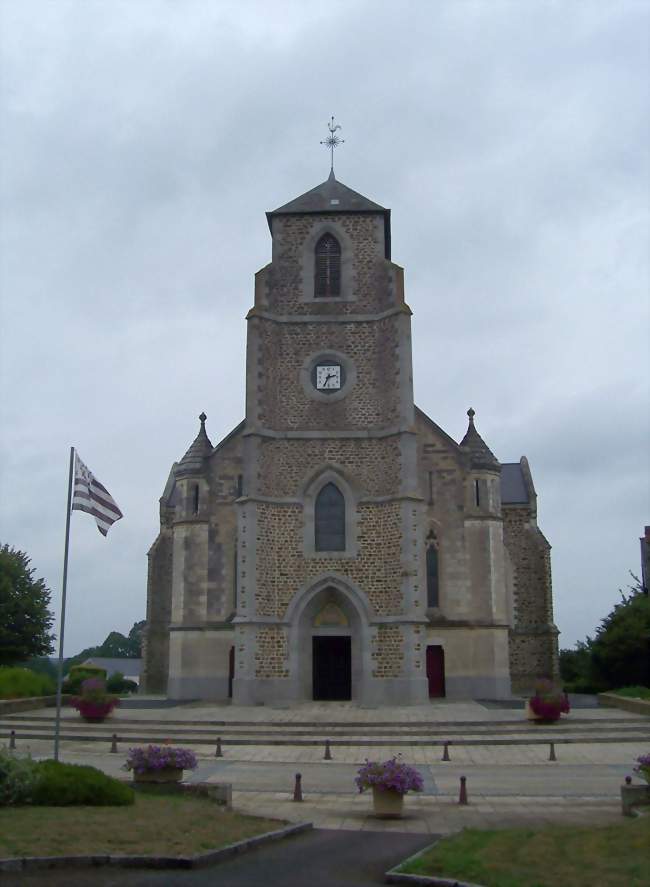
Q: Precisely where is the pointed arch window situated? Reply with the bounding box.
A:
[314,233,341,297]
[315,483,345,551]
[426,541,439,608]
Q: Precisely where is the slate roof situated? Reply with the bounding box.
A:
[500,463,530,504]
[176,412,213,477]
[267,171,392,258]
[459,408,500,470]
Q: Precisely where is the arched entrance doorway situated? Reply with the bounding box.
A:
[288,579,369,702]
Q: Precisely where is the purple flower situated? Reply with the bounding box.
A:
[355,757,423,795]
[123,745,198,774]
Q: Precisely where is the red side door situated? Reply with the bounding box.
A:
[426,645,445,698]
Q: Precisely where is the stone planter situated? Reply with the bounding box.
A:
[525,701,560,723]
[371,787,404,818]
[133,768,183,784]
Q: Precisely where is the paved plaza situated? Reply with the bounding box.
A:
[3,698,648,835]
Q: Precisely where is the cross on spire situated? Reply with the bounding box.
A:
[320,116,344,174]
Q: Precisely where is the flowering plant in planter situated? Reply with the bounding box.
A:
[528,679,570,721]
[634,753,650,784]
[72,677,119,721]
[123,745,198,776]
[355,757,424,795]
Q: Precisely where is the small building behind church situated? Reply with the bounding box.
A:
[142,171,559,704]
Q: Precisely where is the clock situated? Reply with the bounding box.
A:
[315,364,341,391]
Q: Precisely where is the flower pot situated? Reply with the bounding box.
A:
[526,701,560,723]
[133,768,183,784]
[371,787,404,818]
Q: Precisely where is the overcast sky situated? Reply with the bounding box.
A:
[1,0,648,660]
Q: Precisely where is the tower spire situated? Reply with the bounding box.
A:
[320,116,344,175]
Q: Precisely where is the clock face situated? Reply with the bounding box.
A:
[315,364,341,391]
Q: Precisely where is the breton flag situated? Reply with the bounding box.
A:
[71,452,123,536]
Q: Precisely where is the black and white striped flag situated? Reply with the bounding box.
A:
[71,453,123,536]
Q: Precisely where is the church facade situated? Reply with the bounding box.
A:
[142,173,559,704]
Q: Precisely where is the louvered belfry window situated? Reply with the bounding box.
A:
[314,233,341,297]
[426,545,439,608]
[315,483,345,551]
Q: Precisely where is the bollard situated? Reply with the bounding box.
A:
[9,730,16,750]
[215,737,223,757]
[549,741,557,762]
[442,741,450,762]
[110,734,118,753]
[293,772,303,802]
[324,739,332,760]
[625,775,632,785]
[458,775,468,805]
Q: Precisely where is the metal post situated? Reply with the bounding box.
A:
[110,734,118,753]
[324,738,332,760]
[53,447,75,763]
[293,773,303,802]
[459,775,468,805]
[549,741,557,762]
[215,736,223,757]
[442,741,450,761]
[9,730,16,750]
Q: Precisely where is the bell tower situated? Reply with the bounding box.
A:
[231,168,430,705]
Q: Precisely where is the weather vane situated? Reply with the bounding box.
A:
[320,116,344,174]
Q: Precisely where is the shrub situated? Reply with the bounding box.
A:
[30,760,134,806]
[0,749,38,805]
[0,666,55,699]
[62,665,107,694]
[106,671,138,694]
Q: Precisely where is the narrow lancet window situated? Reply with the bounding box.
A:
[192,484,200,515]
[314,233,341,297]
[426,545,439,608]
[315,482,345,551]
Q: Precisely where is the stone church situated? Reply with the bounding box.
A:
[142,171,559,704]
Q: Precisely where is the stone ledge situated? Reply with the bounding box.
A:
[0,821,312,872]
[598,693,650,716]
[0,696,70,715]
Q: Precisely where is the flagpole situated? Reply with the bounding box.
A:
[53,447,75,763]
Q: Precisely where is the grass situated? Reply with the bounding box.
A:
[610,685,650,700]
[0,791,285,858]
[399,818,650,887]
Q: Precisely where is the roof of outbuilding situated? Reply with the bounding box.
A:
[82,658,142,676]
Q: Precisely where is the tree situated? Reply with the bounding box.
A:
[0,544,55,666]
[560,574,650,692]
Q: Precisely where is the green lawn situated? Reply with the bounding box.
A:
[399,818,650,887]
[0,791,285,858]
[611,685,650,700]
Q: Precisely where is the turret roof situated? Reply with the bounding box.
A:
[459,408,500,471]
[176,412,213,476]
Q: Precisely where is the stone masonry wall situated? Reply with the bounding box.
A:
[503,505,559,689]
[372,624,404,678]
[257,436,401,498]
[254,626,289,678]
[142,530,173,693]
[267,214,393,316]
[257,318,400,431]
[253,501,403,617]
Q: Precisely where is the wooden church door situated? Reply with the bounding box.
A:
[426,645,446,698]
